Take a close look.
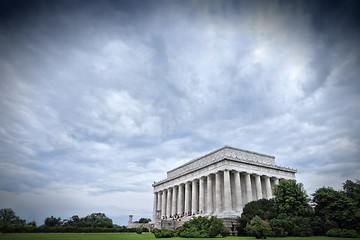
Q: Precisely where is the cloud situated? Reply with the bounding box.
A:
[0,0,359,225]
[0,185,153,226]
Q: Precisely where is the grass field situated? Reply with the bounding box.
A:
[0,233,360,240]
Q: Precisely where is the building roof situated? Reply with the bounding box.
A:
[153,146,296,187]
[168,146,275,175]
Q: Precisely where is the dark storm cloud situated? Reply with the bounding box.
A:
[301,0,360,93]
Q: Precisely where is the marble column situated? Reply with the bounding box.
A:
[153,192,158,220]
[265,176,272,199]
[215,171,222,213]
[172,186,177,216]
[178,184,184,215]
[191,179,198,214]
[223,170,232,211]
[184,181,191,214]
[234,171,242,212]
[199,177,205,214]
[166,188,172,217]
[245,173,252,203]
[272,178,279,192]
[207,174,213,214]
[274,178,279,185]
[161,190,166,218]
[255,175,263,200]
[157,191,162,213]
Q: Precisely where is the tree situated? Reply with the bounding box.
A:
[82,213,112,228]
[65,215,81,227]
[208,216,230,238]
[343,179,360,208]
[237,198,276,236]
[136,218,151,223]
[273,179,313,218]
[241,198,277,221]
[245,216,272,239]
[26,220,36,227]
[44,216,62,227]
[269,218,291,237]
[310,216,325,236]
[269,180,314,237]
[45,212,114,229]
[0,208,26,230]
[23,220,37,233]
[312,186,358,231]
[291,216,313,236]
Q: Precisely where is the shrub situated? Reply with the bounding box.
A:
[326,228,359,238]
[269,219,288,237]
[152,228,160,234]
[136,227,143,234]
[245,216,271,239]
[208,217,230,237]
[175,216,229,238]
[153,228,174,238]
[177,225,207,238]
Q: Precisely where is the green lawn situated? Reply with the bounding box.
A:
[0,233,359,240]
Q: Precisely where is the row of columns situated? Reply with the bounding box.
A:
[153,170,280,219]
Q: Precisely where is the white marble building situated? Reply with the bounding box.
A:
[152,146,296,227]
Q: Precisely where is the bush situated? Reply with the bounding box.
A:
[136,227,143,234]
[269,218,289,237]
[326,228,359,238]
[153,228,174,238]
[177,225,207,238]
[245,216,271,239]
[208,217,229,237]
[152,228,160,234]
[175,216,229,238]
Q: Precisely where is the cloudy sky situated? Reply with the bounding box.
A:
[0,0,359,225]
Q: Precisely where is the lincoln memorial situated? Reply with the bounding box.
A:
[152,146,296,229]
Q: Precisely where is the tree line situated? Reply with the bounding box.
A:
[0,210,149,233]
[237,179,360,238]
[1,179,359,237]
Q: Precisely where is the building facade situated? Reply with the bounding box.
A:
[152,146,296,228]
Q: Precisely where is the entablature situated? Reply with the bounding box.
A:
[153,157,296,191]
[167,146,277,179]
